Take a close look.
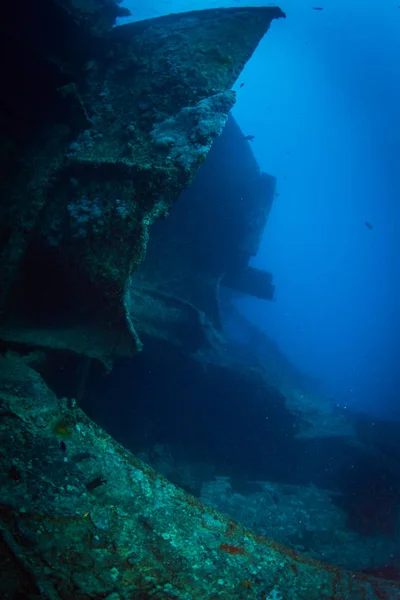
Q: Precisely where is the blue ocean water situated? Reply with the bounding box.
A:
[124,0,400,420]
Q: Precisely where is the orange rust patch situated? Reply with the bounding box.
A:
[219,543,246,556]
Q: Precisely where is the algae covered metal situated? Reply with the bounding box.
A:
[0,353,399,599]
[0,5,285,367]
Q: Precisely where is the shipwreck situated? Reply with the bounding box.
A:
[1,0,400,598]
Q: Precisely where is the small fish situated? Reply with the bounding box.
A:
[240,83,245,88]
[365,221,373,230]
[60,440,67,453]
[312,6,324,10]
[86,475,107,492]
[244,135,255,141]
[275,192,280,197]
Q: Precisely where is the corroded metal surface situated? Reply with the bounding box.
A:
[0,7,284,367]
[0,354,398,599]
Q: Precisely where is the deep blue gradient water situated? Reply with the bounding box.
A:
[125,1,400,419]
[231,3,400,420]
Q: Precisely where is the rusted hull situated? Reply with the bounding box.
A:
[0,355,398,599]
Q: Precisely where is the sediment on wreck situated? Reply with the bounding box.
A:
[0,5,285,368]
[0,353,399,600]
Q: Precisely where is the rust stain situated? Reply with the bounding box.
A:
[219,543,246,556]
